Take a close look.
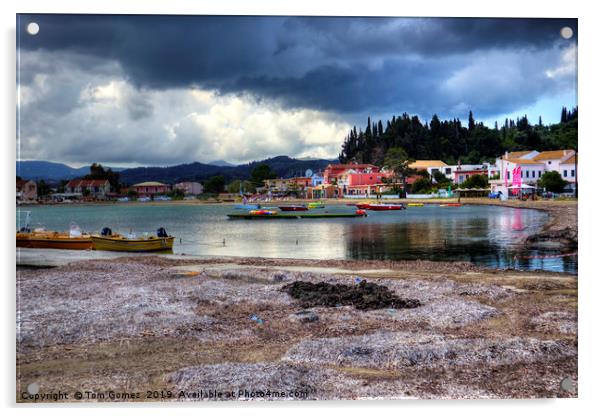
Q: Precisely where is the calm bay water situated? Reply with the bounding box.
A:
[17,203,577,274]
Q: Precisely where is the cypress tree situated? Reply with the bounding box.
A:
[468,111,475,132]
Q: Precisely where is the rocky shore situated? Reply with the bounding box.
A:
[17,252,577,401]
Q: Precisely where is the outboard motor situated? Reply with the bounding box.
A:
[101,227,112,236]
[157,227,168,238]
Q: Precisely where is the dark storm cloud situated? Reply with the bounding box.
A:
[17,14,577,117]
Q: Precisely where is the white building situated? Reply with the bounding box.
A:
[490,149,577,196]
[409,160,453,179]
[174,181,204,195]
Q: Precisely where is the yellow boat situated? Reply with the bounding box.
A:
[16,217,93,250]
[91,227,174,252]
[407,203,424,207]
[17,230,94,250]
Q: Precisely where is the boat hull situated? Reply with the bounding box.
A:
[91,236,174,252]
[16,232,93,250]
[357,204,404,211]
[228,212,366,219]
[278,206,308,211]
[235,204,262,210]
[368,205,402,211]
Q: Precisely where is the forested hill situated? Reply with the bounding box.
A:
[118,156,334,185]
[338,107,578,165]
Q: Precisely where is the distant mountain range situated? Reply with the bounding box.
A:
[208,160,236,167]
[16,161,125,181]
[16,156,337,185]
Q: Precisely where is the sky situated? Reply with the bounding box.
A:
[17,15,577,167]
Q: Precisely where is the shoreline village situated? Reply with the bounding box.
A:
[16,14,578,402]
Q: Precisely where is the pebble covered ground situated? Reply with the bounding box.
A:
[16,254,577,401]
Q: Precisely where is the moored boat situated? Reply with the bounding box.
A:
[17,230,94,250]
[278,205,308,211]
[357,203,405,211]
[16,218,93,250]
[407,203,424,207]
[249,209,278,215]
[367,204,404,211]
[227,212,366,219]
[91,227,174,252]
[440,203,462,207]
[307,201,325,209]
[235,203,263,210]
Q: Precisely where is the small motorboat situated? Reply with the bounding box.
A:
[358,203,405,211]
[440,203,462,207]
[17,229,94,250]
[307,201,325,209]
[278,205,308,211]
[235,203,263,210]
[407,203,424,207]
[16,217,93,250]
[248,209,278,216]
[91,227,174,252]
[368,204,404,211]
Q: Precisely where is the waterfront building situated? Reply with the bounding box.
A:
[490,149,577,196]
[559,154,578,189]
[311,172,324,187]
[131,181,171,197]
[322,163,380,184]
[453,166,489,184]
[65,179,111,199]
[16,179,37,202]
[174,181,204,195]
[409,160,453,179]
[262,177,312,197]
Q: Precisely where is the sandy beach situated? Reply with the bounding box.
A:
[16,200,578,401]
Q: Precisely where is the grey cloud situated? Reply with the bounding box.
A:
[17,15,577,116]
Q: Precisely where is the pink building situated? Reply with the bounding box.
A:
[323,163,380,184]
[132,181,171,197]
[346,172,390,186]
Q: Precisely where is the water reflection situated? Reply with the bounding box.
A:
[17,204,576,274]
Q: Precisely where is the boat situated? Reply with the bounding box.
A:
[367,204,404,211]
[227,212,367,219]
[235,203,263,210]
[16,215,93,250]
[356,203,405,211]
[249,209,278,215]
[307,201,325,209]
[91,227,174,252]
[278,205,308,211]
[407,203,425,207]
[440,203,462,207]
[17,229,94,250]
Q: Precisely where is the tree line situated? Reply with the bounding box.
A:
[339,107,578,166]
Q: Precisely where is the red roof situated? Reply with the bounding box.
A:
[67,179,109,188]
[327,163,379,170]
[16,179,29,188]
